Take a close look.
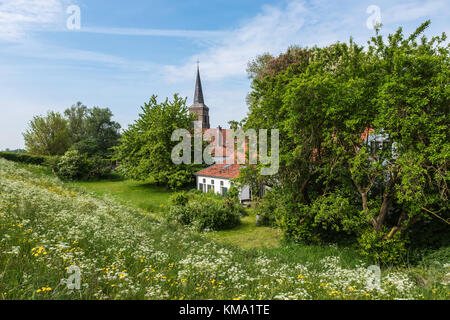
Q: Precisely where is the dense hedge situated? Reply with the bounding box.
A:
[0,152,46,165]
[0,151,112,181]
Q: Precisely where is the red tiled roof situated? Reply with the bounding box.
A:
[195,163,243,179]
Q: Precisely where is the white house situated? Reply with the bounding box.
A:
[194,163,251,203]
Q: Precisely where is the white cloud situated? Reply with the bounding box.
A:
[0,0,72,41]
[79,26,228,39]
[382,0,448,24]
[163,1,308,82]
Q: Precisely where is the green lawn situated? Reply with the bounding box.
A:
[208,213,281,248]
[69,176,173,214]
[68,176,283,249]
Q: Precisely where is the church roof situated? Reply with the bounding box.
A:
[194,65,205,104]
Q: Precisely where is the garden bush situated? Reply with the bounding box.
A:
[254,188,281,226]
[166,191,242,231]
[55,150,89,181]
[357,228,408,266]
[86,156,112,179]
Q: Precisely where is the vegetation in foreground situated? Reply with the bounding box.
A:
[71,177,281,249]
[0,159,448,300]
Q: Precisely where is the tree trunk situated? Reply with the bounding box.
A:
[375,193,391,231]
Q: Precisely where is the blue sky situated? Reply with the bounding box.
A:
[0,0,448,149]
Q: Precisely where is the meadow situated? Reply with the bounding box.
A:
[0,158,448,300]
[71,178,281,249]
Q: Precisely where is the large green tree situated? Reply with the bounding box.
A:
[23,111,71,156]
[114,94,202,189]
[244,22,449,262]
[64,102,121,157]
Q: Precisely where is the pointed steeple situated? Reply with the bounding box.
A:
[194,63,204,104]
[189,61,210,129]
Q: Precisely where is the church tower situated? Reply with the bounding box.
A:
[189,64,210,129]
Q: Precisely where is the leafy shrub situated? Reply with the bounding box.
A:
[0,152,46,165]
[358,229,408,265]
[55,150,88,181]
[166,192,242,231]
[254,189,279,226]
[43,155,61,172]
[86,156,112,179]
[419,246,450,266]
[53,151,112,181]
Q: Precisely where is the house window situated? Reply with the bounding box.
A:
[207,185,214,192]
[203,178,206,183]
[221,187,228,196]
[220,181,224,186]
[211,180,214,185]
[198,183,203,191]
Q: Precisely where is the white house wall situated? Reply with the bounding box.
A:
[196,175,251,201]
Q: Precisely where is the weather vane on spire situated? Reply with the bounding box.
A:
[196,59,200,69]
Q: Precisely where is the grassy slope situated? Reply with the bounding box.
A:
[70,177,171,215]
[70,177,282,249]
[1,160,448,300]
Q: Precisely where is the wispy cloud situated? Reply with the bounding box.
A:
[0,0,73,41]
[0,40,160,75]
[382,0,448,24]
[78,26,228,39]
[162,0,450,84]
[0,0,227,42]
[163,1,308,82]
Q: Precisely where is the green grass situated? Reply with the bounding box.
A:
[68,175,173,215]
[208,213,281,249]
[69,176,284,249]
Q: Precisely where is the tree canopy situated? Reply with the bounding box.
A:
[23,102,121,158]
[113,94,203,189]
[65,102,121,157]
[23,111,71,156]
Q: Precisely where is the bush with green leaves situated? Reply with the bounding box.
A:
[166,191,242,231]
[86,156,112,179]
[254,188,280,227]
[358,229,408,266]
[54,151,112,181]
[55,150,88,181]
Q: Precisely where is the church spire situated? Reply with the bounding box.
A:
[194,61,204,104]
[189,61,210,129]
